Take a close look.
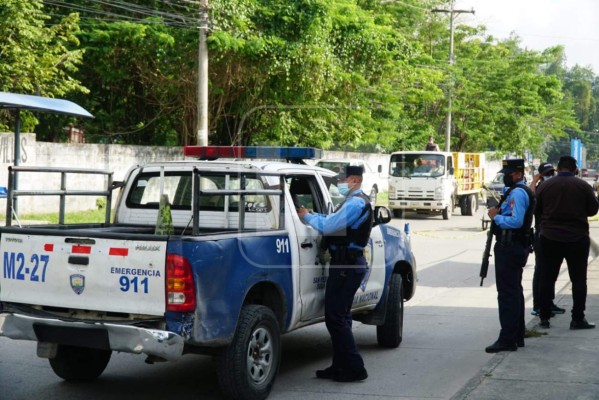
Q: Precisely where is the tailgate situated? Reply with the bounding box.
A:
[0,233,167,316]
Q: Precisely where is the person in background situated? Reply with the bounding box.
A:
[485,159,535,353]
[424,136,440,151]
[535,156,599,329]
[529,162,566,317]
[297,165,373,382]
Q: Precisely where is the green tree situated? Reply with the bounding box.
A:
[210,0,441,151]
[0,0,86,134]
[33,0,588,160]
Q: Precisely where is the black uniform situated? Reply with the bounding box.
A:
[304,188,373,381]
[486,175,535,353]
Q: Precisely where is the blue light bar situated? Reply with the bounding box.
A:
[243,146,323,159]
[183,146,323,160]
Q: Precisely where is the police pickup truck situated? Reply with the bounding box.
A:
[0,146,416,400]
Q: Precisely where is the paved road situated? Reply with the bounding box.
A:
[0,207,557,400]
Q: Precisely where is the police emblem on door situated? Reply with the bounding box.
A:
[70,274,85,295]
[360,240,373,292]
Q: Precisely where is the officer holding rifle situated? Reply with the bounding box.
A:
[484,159,535,353]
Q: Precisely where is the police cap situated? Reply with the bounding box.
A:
[498,159,525,174]
[337,165,364,180]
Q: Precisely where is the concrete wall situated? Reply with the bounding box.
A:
[0,133,182,214]
[0,133,502,215]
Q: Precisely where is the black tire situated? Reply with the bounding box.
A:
[377,274,404,348]
[49,345,111,381]
[465,194,476,216]
[459,196,467,215]
[217,305,281,400]
[392,209,405,219]
[442,198,453,220]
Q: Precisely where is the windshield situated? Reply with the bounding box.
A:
[315,161,349,174]
[491,173,504,185]
[389,154,446,178]
[315,160,371,174]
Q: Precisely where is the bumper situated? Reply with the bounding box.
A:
[388,199,447,211]
[0,313,184,361]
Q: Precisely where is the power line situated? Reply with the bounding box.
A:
[44,0,199,29]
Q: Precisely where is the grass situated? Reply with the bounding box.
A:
[1,208,109,225]
[376,191,389,207]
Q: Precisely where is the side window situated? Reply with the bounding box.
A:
[287,175,325,214]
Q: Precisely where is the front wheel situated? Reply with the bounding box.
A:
[442,198,453,220]
[377,274,404,348]
[217,305,281,400]
[392,209,405,219]
[49,345,112,381]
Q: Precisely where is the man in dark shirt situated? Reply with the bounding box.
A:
[535,156,599,329]
[529,162,565,316]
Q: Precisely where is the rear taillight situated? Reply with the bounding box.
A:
[166,254,196,312]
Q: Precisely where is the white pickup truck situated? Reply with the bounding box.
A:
[0,146,416,400]
[315,158,388,203]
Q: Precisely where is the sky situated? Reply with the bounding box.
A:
[454,0,599,73]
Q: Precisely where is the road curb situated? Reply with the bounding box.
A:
[449,235,599,400]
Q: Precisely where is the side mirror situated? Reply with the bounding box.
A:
[373,206,392,226]
[377,165,382,173]
[448,167,454,176]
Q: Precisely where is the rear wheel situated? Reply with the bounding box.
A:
[217,305,281,400]
[459,196,467,215]
[377,274,404,348]
[49,345,111,381]
[464,194,476,216]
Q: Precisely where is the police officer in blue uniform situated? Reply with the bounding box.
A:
[485,159,535,353]
[297,165,372,382]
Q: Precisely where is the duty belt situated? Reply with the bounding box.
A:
[494,230,530,246]
[330,246,364,264]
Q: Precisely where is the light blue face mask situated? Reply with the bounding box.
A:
[337,183,350,196]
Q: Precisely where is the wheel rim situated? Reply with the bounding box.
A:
[246,326,273,386]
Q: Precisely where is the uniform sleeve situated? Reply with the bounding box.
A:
[494,188,529,229]
[303,196,365,234]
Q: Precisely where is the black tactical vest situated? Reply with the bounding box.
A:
[496,183,535,234]
[325,192,373,248]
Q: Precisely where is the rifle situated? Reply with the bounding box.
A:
[480,219,494,286]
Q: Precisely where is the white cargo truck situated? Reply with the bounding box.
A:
[387,151,485,220]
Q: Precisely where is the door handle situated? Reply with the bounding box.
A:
[301,241,313,248]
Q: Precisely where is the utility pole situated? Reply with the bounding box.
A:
[432,2,474,152]
[197,0,209,146]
